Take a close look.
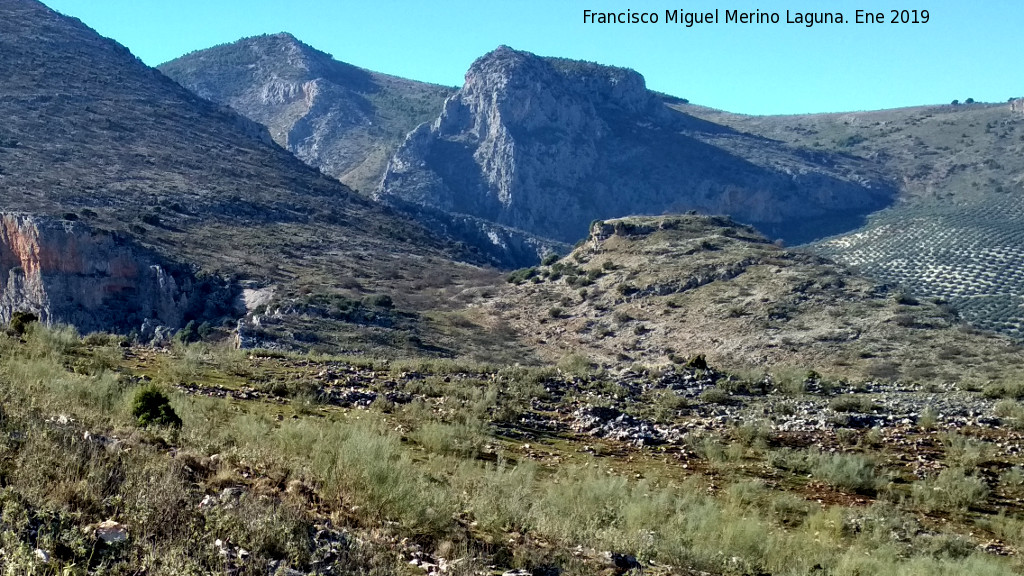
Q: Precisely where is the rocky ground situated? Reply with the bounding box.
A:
[156,348,1023,491]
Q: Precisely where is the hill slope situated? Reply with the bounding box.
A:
[484,214,1024,385]
[688,103,1024,339]
[0,0,504,353]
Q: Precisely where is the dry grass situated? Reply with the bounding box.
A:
[0,325,1022,574]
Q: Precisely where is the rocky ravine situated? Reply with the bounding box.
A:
[0,213,232,334]
[377,46,898,246]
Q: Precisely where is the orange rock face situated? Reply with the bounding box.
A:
[0,214,198,333]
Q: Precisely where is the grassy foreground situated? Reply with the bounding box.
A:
[1,325,1023,575]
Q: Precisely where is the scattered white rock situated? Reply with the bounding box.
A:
[95,519,128,543]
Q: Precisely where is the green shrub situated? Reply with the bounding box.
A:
[507,267,539,285]
[894,291,919,305]
[365,294,394,309]
[918,406,939,430]
[942,433,990,468]
[686,354,708,370]
[983,382,1024,400]
[541,253,560,266]
[558,353,596,377]
[811,452,879,493]
[175,320,198,345]
[9,310,38,335]
[999,466,1024,496]
[648,389,691,423]
[197,321,214,339]
[699,387,734,405]
[911,468,989,513]
[131,385,182,428]
[835,134,867,148]
[616,283,639,296]
[413,419,486,458]
[829,395,877,413]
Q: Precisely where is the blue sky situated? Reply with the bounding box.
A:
[44,0,1022,115]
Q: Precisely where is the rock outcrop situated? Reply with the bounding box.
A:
[0,214,214,333]
[377,46,897,245]
[1012,98,1024,113]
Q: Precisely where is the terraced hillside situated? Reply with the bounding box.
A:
[814,196,1024,338]
[484,214,1024,386]
[685,102,1024,340]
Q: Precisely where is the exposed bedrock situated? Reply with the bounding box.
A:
[0,213,233,334]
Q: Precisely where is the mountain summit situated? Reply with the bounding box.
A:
[377,46,897,245]
[159,33,453,193]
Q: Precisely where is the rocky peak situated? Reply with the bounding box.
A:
[443,45,657,137]
[160,33,451,194]
[378,47,896,245]
[465,46,652,113]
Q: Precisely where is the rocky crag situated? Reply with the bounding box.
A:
[0,214,232,334]
[159,35,566,267]
[377,46,898,245]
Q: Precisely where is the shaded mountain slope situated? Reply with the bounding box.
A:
[0,0,508,352]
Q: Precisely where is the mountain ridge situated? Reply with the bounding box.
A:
[160,39,901,253]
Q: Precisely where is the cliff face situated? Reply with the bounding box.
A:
[1012,98,1024,113]
[0,214,204,333]
[377,46,897,245]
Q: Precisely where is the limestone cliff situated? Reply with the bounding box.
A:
[0,214,215,333]
[377,46,897,245]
